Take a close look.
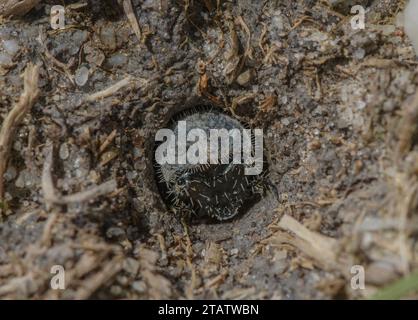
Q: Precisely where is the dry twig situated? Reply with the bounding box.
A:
[122,0,142,44]
[0,63,39,210]
[268,214,350,275]
[85,76,133,102]
[37,29,75,84]
[99,129,117,154]
[41,144,117,206]
[397,90,418,156]
[74,256,123,299]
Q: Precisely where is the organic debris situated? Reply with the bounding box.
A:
[1,0,418,300]
[0,63,39,212]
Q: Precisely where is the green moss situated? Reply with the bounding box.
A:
[370,271,418,300]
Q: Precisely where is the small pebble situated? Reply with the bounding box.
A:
[106,227,125,240]
[13,141,22,152]
[2,39,19,56]
[405,0,418,56]
[0,52,12,66]
[15,170,34,188]
[110,285,123,296]
[59,143,70,160]
[230,248,239,255]
[4,166,17,181]
[281,118,290,126]
[123,258,140,276]
[100,25,117,50]
[107,54,128,68]
[353,48,366,60]
[75,66,89,87]
[132,281,146,294]
[236,69,253,86]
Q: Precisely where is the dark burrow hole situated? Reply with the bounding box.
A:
[151,103,268,224]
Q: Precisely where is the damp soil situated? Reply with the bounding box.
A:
[1,0,418,299]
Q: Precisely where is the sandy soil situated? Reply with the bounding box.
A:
[1,0,418,300]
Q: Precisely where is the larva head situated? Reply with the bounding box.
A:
[154,107,264,221]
